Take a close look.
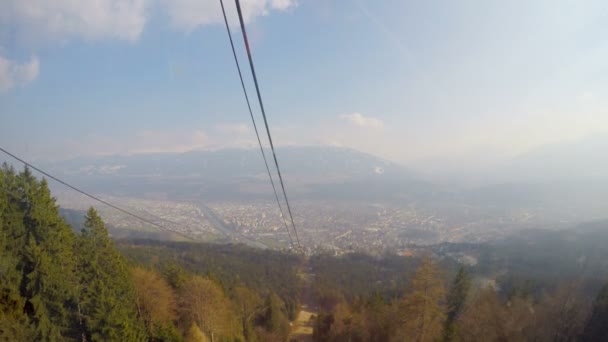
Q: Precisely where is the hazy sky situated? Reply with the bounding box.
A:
[1,0,608,171]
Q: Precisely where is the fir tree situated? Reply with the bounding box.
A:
[444,266,471,341]
[77,207,146,341]
[19,172,79,340]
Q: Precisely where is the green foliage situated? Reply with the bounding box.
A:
[76,207,146,341]
[10,166,79,340]
[0,166,149,341]
[0,254,33,341]
[444,267,471,341]
[162,263,189,290]
[152,323,183,342]
[5,163,608,342]
[262,293,290,337]
[119,240,302,302]
[310,253,419,302]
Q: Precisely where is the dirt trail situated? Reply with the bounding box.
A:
[289,261,317,342]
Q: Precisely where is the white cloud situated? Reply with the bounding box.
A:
[161,0,296,32]
[0,0,296,44]
[0,55,39,91]
[270,0,297,11]
[53,126,259,158]
[339,112,384,129]
[0,0,148,43]
[160,0,221,31]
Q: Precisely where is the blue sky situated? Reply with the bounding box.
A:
[1,0,608,173]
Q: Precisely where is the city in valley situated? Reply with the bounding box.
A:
[54,190,576,256]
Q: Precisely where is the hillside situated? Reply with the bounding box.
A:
[40,146,427,201]
[3,165,608,341]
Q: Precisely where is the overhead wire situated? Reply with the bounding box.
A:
[0,147,196,241]
[233,0,302,250]
[218,0,295,250]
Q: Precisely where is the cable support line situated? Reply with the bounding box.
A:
[218,0,295,250]
[234,0,302,250]
[0,147,196,241]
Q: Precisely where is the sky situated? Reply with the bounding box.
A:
[1,0,608,175]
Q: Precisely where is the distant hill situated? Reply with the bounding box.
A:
[43,146,428,200]
[59,208,181,240]
[456,135,608,215]
[502,135,608,183]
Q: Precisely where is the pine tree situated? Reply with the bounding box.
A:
[263,293,288,334]
[364,292,393,341]
[0,244,33,340]
[18,172,79,340]
[77,207,146,341]
[444,267,471,341]
[0,164,27,259]
[0,167,88,340]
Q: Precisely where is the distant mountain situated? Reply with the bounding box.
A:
[43,146,427,200]
[457,136,608,216]
[502,135,608,183]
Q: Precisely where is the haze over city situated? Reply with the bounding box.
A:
[4,1,608,341]
[2,0,608,179]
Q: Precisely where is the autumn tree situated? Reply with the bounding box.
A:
[455,288,505,342]
[324,302,368,342]
[456,287,535,342]
[363,293,395,341]
[533,282,588,342]
[394,257,446,342]
[185,324,210,342]
[131,266,178,338]
[232,285,263,341]
[178,276,240,341]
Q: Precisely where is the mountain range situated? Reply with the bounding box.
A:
[29,138,608,214]
[41,146,426,200]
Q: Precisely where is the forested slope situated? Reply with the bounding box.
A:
[2,163,608,341]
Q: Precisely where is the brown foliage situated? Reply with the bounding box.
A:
[178,276,240,340]
[455,287,534,342]
[394,257,446,342]
[131,266,177,335]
